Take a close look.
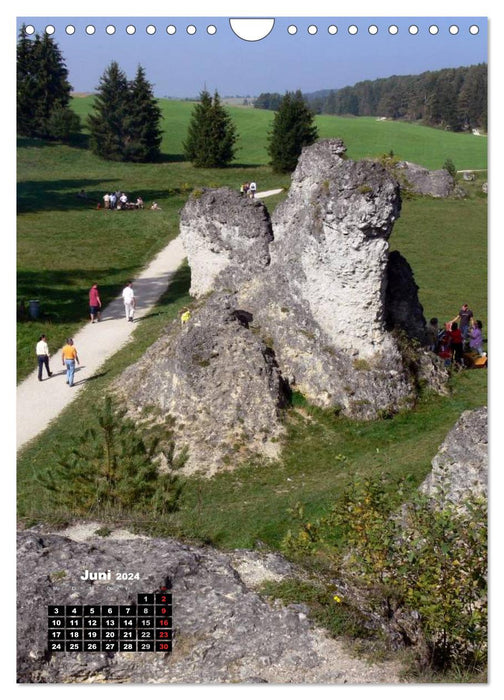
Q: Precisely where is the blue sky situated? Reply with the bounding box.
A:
[16,15,487,98]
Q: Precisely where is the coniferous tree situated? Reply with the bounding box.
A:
[89,62,163,162]
[123,65,163,162]
[88,62,130,161]
[16,27,37,137]
[16,27,80,140]
[183,89,238,167]
[268,90,318,173]
[38,395,185,517]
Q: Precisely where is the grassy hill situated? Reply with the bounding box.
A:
[72,97,487,170]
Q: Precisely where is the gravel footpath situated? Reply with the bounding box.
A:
[16,236,186,451]
[16,190,282,452]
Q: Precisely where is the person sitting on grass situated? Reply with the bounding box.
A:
[469,320,484,356]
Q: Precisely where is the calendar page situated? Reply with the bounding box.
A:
[15,3,489,688]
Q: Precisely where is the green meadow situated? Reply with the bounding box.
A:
[17,97,487,547]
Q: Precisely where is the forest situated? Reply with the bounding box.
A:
[256,63,487,132]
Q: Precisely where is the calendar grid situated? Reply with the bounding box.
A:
[48,591,172,653]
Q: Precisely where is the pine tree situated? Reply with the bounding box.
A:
[123,65,163,162]
[16,27,80,140]
[88,62,130,161]
[267,91,318,173]
[183,89,238,167]
[37,395,185,517]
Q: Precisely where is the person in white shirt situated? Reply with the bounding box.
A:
[249,181,257,199]
[36,334,53,381]
[122,281,136,322]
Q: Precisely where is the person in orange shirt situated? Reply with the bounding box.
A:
[61,338,80,387]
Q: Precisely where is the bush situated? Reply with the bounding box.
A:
[282,475,487,672]
[443,158,457,178]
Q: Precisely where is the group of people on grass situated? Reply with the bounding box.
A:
[426,303,486,368]
[101,191,144,210]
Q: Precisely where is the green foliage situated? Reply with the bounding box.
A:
[268,90,319,173]
[261,579,372,640]
[123,66,163,162]
[183,90,238,167]
[308,64,487,131]
[88,62,130,161]
[37,395,185,518]
[282,475,487,672]
[88,62,162,162]
[443,158,457,178]
[254,92,283,111]
[16,27,80,141]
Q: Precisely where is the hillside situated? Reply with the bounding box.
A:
[71,96,487,171]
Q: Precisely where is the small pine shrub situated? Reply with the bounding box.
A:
[37,395,185,519]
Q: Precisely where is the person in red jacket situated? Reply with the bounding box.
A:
[89,284,102,323]
[450,322,464,366]
[438,326,452,366]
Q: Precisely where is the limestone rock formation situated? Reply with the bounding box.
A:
[17,529,399,684]
[118,291,288,475]
[393,160,455,198]
[116,139,448,473]
[180,188,273,298]
[420,406,488,506]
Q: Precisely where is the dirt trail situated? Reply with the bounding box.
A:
[16,236,186,451]
[17,189,285,452]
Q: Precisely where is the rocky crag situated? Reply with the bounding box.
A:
[117,139,448,474]
[392,160,456,198]
[420,406,488,507]
[17,529,400,684]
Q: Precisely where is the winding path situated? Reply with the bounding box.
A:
[16,189,284,452]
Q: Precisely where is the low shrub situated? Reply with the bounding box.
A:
[282,474,487,673]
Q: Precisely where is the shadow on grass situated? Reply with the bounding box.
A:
[17,268,138,323]
[158,153,187,163]
[18,179,179,214]
[17,135,88,149]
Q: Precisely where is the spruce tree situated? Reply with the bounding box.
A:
[16,26,37,137]
[124,65,163,162]
[267,90,318,173]
[88,62,130,161]
[183,89,238,167]
[16,27,80,140]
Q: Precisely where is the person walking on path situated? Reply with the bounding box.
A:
[36,334,52,381]
[122,281,136,322]
[61,338,80,387]
[89,284,102,323]
[249,181,257,199]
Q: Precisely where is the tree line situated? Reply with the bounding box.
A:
[17,29,318,173]
[306,64,488,131]
[255,64,487,132]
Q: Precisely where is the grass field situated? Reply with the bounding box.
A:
[17,100,488,534]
